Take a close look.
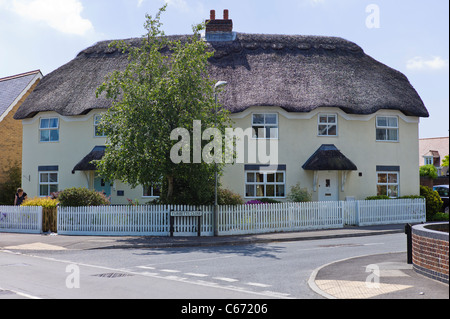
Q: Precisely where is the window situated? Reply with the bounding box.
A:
[39,118,59,142]
[423,156,433,165]
[377,172,399,198]
[39,171,58,197]
[318,114,337,136]
[143,185,161,197]
[252,113,278,139]
[376,116,398,141]
[94,114,106,137]
[245,171,285,198]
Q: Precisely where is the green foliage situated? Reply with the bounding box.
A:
[365,195,391,200]
[218,189,244,205]
[287,183,312,202]
[0,163,21,205]
[420,185,443,221]
[419,164,438,179]
[95,6,231,204]
[442,155,449,167]
[22,197,58,208]
[58,187,110,207]
[431,212,449,221]
[258,198,281,204]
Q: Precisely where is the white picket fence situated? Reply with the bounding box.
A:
[1,199,426,236]
[0,206,43,234]
[356,199,426,226]
[218,201,343,235]
[57,205,214,236]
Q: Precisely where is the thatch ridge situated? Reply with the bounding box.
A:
[14,33,428,120]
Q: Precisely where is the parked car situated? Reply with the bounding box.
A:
[433,185,449,213]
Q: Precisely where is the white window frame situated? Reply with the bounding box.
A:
[376,171,399,198]
[142,185,161,198]
[318,114,338,136]
[39,117,59,142]
[376,116,399,142]
[245,170,286,198]
[39,171,58,197]
[252,113,279,139]
[423,156,434,165]
[94,114,106,137]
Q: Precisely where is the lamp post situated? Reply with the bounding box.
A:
[213,81,227,236]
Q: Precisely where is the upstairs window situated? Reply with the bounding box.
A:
[252,113,278,139]
[376,116,398,142]
[39,118,59,142]
[318,114,337,136]
[94,114,106,137]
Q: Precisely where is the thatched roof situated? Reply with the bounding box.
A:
[302,144,357,171]
[14,33,429,120]
[72,146,105,173]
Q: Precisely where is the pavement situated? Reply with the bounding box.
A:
[1,224,448,299]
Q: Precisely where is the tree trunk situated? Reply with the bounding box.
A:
[167,175,174,202]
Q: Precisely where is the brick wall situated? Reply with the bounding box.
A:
[420,176,450,188]
[412,223,449,284]
[0,79,40,183]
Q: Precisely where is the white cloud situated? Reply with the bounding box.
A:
[164,0,189,11]
[406,56,449,71]
[10,0,93,36]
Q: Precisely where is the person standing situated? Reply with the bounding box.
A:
[14,188,27,206]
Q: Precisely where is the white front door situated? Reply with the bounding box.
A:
[318,171,338,201]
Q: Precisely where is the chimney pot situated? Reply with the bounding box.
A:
[224,9,229,20]
[210,10,215,20]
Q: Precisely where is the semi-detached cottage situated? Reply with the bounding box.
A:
[14,10,429,205]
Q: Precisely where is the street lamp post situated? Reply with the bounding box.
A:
[213,81,227,236]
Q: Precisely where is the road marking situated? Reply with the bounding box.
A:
[137,266,155,270]
[185,272,209,277]
[160,269,181,273]
[0,286,41,299]
[246,282,272,288]
[214,277,239,283]
[262,291,292,298]
[145,255,234,266]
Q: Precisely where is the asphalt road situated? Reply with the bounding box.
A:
[0,233,407,299]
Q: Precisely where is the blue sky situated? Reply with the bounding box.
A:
[0,0,448,138]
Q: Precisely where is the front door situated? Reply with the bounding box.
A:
[318,171,338,201]
[94,176,111,197]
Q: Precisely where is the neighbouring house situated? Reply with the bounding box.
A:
[419,137,449,177]
[13,10,429,204]
[0,70,42,184]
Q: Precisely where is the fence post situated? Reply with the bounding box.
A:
[405,223,413,264]
[38,206,43,234]
[355,200,360,226]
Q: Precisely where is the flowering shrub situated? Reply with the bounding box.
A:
[245,200,265,205]
[21,197,58,208]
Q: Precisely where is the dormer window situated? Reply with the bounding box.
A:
[39,118,59,142]
[252,113,278,139]
[376,116,398,142]
[318,114,337,136]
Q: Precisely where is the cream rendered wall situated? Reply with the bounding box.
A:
[21,110,153,205]
[221,106,420,201]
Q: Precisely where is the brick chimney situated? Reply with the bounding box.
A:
[206,9,233,33]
